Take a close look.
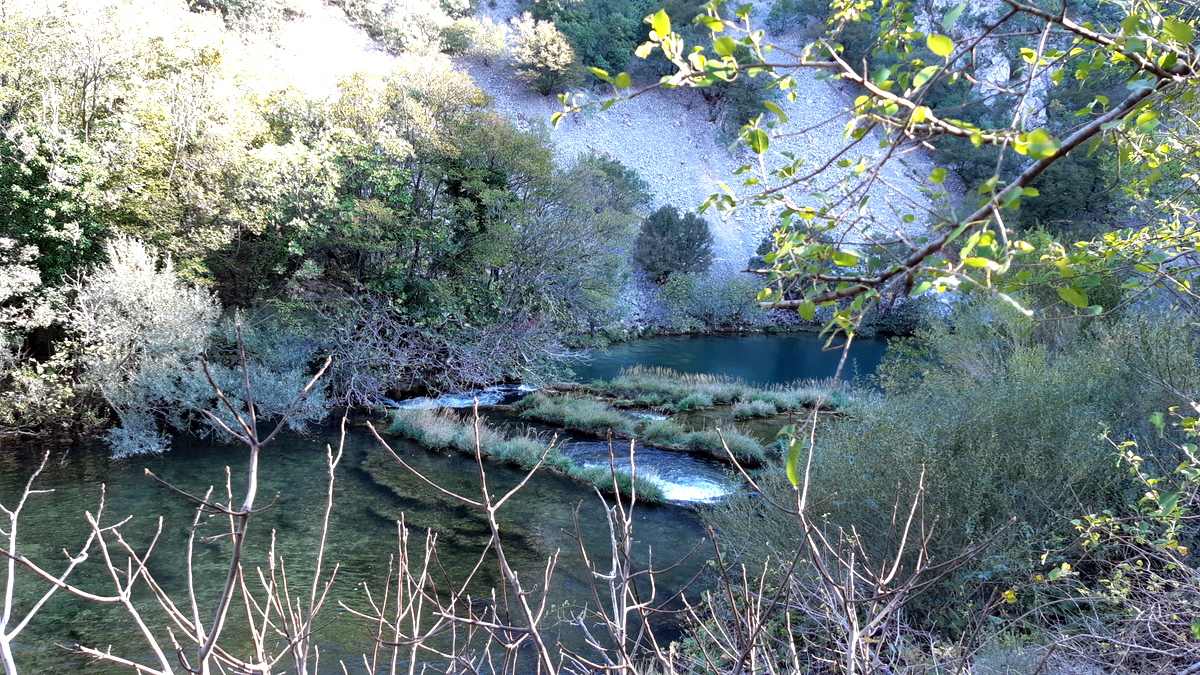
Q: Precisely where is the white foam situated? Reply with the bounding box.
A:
[626,410,669,422]
[578,461,733,504]
[645,475,732,503]
[390,385,534,409]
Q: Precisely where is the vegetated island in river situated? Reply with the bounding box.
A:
[383,366,858,503]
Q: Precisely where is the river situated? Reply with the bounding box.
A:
[0,332,884,671]
[571,332,886,384]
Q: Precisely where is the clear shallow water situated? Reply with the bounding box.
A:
[0,426,707,672]
[573,332,886,385]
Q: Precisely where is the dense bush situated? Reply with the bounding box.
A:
[709,301,1200,621]
[70,238,221,456]
[0,126,110,285]
[660,272,766,329]
[528,0,654,73]
[445,16,507,63]
[332,0,469,53]
[510,12,577,94]
[187,0,294,30]
[634,206,714,282]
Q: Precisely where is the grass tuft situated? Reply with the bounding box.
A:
[514,393,637,435]
[591,367,851,414]
[732,399,778,419]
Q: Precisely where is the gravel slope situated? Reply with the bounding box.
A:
[461,0,947,274]
[271,1,952,323]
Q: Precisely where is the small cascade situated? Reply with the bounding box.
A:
[389,384,536,409]
[561,441,735,504]
[625,410,669,422]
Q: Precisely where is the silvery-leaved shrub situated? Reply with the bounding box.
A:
[71,237,220,456]
[200,316,329,438]
[509,12,575,94]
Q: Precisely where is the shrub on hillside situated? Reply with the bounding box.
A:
[529,0,654,73]
[510,12,576,95]
[660,272,766,330]
[634,206,714,282]
[443,16,507,63]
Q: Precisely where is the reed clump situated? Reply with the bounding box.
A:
[593,366,851,413]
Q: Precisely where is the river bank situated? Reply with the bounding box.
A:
[2,331,880,670]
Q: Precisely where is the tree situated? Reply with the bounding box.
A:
[634,205,714,282]
[510,12,576,95]
[529,0,656,73]
[0,126,111,284]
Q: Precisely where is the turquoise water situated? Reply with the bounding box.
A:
[573,332,886,384]
[1,427,708,671]
[0,332,883,671]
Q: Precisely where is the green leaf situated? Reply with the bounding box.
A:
[832,250,859,267]
[747,128,769,154]
[911,105,930,124]
[798,300,816,321]
[927,33,954,58]
[1151,411,1165,436]
[912,65,940,89]
[1047,564,1067,581]
[1158,490,1180,515]
[613,72,631,89]
[785,437,803,488]
[1025,128,1060,159]
[713,36,737,57]
[1165,18,1195,44]
[930,167,948,184]
[588,66,610,81]
[649,9,671,37]
[763,100,788,123]
[942,1,967,33]
[1056,285,1089,308]
[1135,109,1160,131]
